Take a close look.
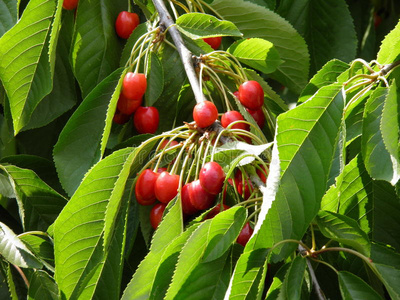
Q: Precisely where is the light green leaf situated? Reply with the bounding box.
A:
[277,256,306,300]
[211,0,309,94]
[228,38,282,74]
[71,0,125,97]
[377,20,400,64]
[0,0,57,134]
[0,0,17,37]
[338,271,383,300]
[316,211,371,256]
[145,52,164,106]
[176,13,242,39]
[19,234,54,272]
[0,222,42,269]
[27,270,58,300]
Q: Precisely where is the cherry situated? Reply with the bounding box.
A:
[117,93,142,115]
[206,204,230,219]
[199,162,225,195]
[135,169,158,205]
[115,11,140,39]
[134,106,159,134]
[203,36,222,50]
[233,91,239,99]
[122,72,147,100]
[193,101,218,128]
[238,81,264,110]
[189,180,215,210]
[221,111,249,131]
[237,222,253,246]
[63,0,78,10]
[256,165,269,183]
[113,109,130,124]
[157,167,168,173]
[150,203,166,229]
[237,180,253,199]
[160,139,179,150]
[246,108,265,128]
[181,183,198,215]
[155,171,180,203]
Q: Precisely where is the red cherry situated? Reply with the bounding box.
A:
[237,180,253,199]
[113,109,130,124]
[222,178,234,201]
[246,108,265,128]
[157,167,168,173]
[115,11,140,39]
[150,203,166,229]
[188,180,215,210]
[122,72,147,100]
[203,36,222,50]
[63,0,78,10]
[134,106,159,134]
[206,204,230,219]
[117,93,142,115]
[233,91,239,99]
[181,183,198,215]
[221,111,249,131]
[256,165,269,183]
[373,12,382,29]
[193,101,218,128]
[159,139,179,150]
[135,169,158,205]
[155,171,180,204]
[238,81,264,110]
[237,222,253,246]
[199,162,225,195]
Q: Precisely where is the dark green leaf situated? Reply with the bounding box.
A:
[145,52,164,106]
[265,263,290,300]
[338,271,383,300]
[0,0,17,37]
[19,234,54,271]
[28,270,58,300]
[176,13,242,39]
[278,256,306,300]
[119,23,148,67]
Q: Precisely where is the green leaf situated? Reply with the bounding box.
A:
[338,271,383,300]
[0,222,42,269]
[0,0,57,134]
[54,147,133,299]
[0,0,17,37]
[119,23,148,67]
[362,87,400,184]
[316,211,371,256]
[176,13,242,39]
[53,68,124,196]
[299,59,349,104]
[0,164,67,231]
[19,234,54,271]
[211,0,309,94]
[145,52,164,106]
[277,256,306,300]
[228,38,282,74]
[71,0,125,97]
[277,0,357,75]
[165,206,246,299]
[28,270,58,300]
[0,261,11,300]
[377,20,400,64]
[265,263,290,300]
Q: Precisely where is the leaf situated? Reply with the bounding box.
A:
[277,0,357,75]
[228,38,282,74]
[19,234,54,271]
[0,222,42,269]
[316,211,371,256]
[176,13,242,39]
[119,23,148,67]
[377,20,400,64]
[362,87,400,184]
[145,52,164,106]
[0,164,67,231]
[53,68,124,196]
[0,261,11,300]
[0,0,57,134]
[165,206,246,299]
[71,0,126,97]
[265,263,290,299]
[54,147,133,299]
[277,256,306,300]
[338,271,383,300]
[211,0,309,94]
[0,0,17,37]
[27,270,59,300]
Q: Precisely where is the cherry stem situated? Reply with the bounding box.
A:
[12,264,29,288]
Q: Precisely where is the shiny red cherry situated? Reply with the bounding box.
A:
[122,72,147,100]
[206,204,230,219]
[221,111,249,131]
[238,81,264,110]
[188,180,215,210]
[135,169,158,205]
[181,183,198,215]
[155,171,180,204]
[246,108,265,128]
[256,165,269,183]
[237,222,253,246]
[133,106,159,134]
[150,203,166,229]
[193,101,218,128]
[63,0,78,10]
[203,36,222,50]
[199,162,225,195]
[115,11,140,39]
[117,93,142,115]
